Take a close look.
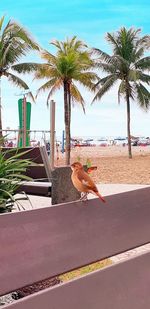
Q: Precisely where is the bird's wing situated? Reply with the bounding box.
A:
[77,170,98,192]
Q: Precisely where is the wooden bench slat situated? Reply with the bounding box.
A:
[2,146,52,196]
[2,147,44,164]
[19,181,52,187]
[2,146,51,181]
[0,187,150,296]
[4,252,150,309]
[16,182,52,196]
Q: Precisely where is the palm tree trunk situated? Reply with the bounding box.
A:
[64,81,70,165]
[126,90,132,159]
[68,82,71,130]
[0,76,3,139]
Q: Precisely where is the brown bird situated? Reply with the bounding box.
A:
[71,162,106,203]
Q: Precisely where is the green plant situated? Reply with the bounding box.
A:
[60,259,111,282]
[86,158,92,168]
[77,156,81,162]
[0,147,32,213]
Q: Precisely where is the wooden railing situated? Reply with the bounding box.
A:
[0,187,150,308]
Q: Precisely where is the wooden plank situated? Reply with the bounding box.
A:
[2,146,52,180]
[0,187,150,296]
[20,181,52,187]
[16,181,52,197]
[25,165,48,180]
[2,147,44,164]
[4,252,150,309]
[39,146,52,180]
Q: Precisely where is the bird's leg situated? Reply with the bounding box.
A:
[80,192,88,201]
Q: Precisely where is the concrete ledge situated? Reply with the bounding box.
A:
[51,166,80,205]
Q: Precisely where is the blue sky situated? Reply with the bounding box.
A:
[1,0,150,139]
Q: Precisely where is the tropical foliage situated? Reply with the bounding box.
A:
[35,36,98,164]
[0,146,32,213]
[92,27,150,158]
[0,15,39,137]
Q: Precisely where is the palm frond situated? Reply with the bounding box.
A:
[12,62,41,74]
[93,74,116,88]
[46,79,63,105]
[138,72,150,84]
[106,32,121,54]
[118,80,126,103]
[36,78,61,98]
[10,21,39,51]
[5,72,29,90]
[0,15,5,31]
[52,36,87,55]
[129,69,150,84]
[27,91,35,103]
[70,83,85,113]
[92,75,118,102]
[92,48,111,63]
[111,55,129,67]
[34,63,58,79]
[41,49,56,63]
[134,47,145,61]
[51,39,63,51]
[72,38,87,50]
[0,16,39,69]
[76,72,99,89]
[94,61,117,74]
[137,35,150,50]
[135,57,150,70]
[135,82,150,110]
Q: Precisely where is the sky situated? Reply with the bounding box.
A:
[1,0,150,139]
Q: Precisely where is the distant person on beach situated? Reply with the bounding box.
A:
[8,141,13,147]
[46,142,50,156]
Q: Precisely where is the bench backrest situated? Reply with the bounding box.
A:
[0,187,150,308]
[2,146,51,181]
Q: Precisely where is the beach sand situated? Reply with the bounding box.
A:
[55,145,150,184]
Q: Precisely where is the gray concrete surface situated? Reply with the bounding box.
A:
[51,166,80,205]
[96,183,150,197]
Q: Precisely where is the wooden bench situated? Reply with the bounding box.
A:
[2,146,81,203]
[2,146,52,196]
[0,187,150,308]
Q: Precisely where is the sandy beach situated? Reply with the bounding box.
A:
[55,145,150,184]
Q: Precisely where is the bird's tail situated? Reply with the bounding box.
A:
[95,191,106,203]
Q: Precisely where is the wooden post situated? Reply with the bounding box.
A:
[50,100,55,170]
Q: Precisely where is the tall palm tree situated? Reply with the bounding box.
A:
[0,16,39,138]
[92,27,150,158]
[35,36,97,164]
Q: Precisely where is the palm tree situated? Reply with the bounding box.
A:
[0,16,39,138]
[92,27,150,158]
[35,36,97,164]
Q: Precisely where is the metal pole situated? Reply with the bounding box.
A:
[50,100,55,170]
[23,95,27,147]
[61,130,65,153]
